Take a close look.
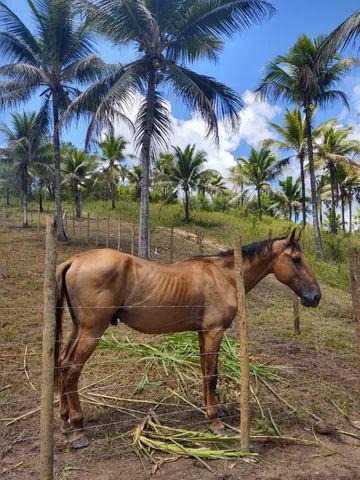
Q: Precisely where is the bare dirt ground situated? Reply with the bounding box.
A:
[1,224,359,480]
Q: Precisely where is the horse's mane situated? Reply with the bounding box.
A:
[186,236,301,263]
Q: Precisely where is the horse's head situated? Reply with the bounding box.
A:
[272,228,321,307]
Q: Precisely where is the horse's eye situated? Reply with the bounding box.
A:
[292,256,301,265]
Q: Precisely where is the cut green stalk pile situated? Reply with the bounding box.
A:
[100,332,284,393]
[130,412,258,462]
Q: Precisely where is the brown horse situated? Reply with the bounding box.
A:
[55,228,321,448]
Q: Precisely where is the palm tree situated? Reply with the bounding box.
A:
[256,35,356,257]
[272,176,302,221]
[334,165,360,233]
[98,134,127,209]
[265,107,333,227]
[156,144,218,223]
[153,153,176,201]
[62,145,97,218]
[314,125,360,234]
[315,174,331,227]
[0,111,48,226]
[198,173,227,197]
[126,165,142,200]
[235,145,289,219]
[66,0,274,258]
[0,1,107,239]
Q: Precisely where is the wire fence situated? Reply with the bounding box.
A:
[0,205,215,263]
[1,207,359,479]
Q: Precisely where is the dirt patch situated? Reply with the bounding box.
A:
[1,228,359,479]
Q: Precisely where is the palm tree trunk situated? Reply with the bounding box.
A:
[319,198,323,225]
[304,105,323,258]
[138,68,156,259]
[349,193,352,233]
[52,91,66,240]
[111,182,116,209]
[6,188,10,206]
[299,153,306,228]
[184,187,190,224]
[341,194,345,232]
[22,162,28,228]
[329,162,337,234]
[75,185,82,219]
[257,186,262,219]
[289,204,292,221]
[39,179,43,212]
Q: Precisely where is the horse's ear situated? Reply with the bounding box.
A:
[287,227,301,244]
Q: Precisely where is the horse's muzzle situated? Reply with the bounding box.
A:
[301,286,321,307]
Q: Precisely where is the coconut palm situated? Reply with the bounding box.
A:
[265,107,334,227]
[314,125,360,234]
[235,145,289,219]
[256,35,356,257]
[315,174,331,226]
[153,153,175,200]
[228,162,249,208]
[98,134,128,209]
[334,165,360,233]
[197,172,227,197]
[66,0,274,257]
[272,176,302,221]
[126,165,142,200]
[156,144,218,223]
[0,0,108,239]
[62,145,97,218]
[0,111,48,226]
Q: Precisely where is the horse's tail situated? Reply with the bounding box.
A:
[54,258,73,394]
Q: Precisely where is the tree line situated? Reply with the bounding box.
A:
[0,1,360,259]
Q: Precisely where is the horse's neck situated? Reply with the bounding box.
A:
[242,254,276,292]
[217,245,280,293]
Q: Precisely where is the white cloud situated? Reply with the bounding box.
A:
[112,89,281,176]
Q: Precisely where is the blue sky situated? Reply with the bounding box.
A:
[1,0,360,176]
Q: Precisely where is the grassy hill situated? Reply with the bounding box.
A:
[34,198,360,290]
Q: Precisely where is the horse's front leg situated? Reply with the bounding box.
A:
[201,329,225,434]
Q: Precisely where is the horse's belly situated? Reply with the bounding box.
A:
[119,307,202,334]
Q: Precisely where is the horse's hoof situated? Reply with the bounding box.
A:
[70,434,90,449]
[209,419,226,436]
[60,420,73,435]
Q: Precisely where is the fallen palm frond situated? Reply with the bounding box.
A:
[130,411,258,463]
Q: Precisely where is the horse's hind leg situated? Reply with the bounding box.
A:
[201,329,225,434]
[62,325,106,448]
[59,322,79,434]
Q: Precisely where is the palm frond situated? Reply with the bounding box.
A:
[134,91,172,158]
[165,63,241,143]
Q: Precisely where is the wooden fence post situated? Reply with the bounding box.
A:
[196,229,204,255]
[72,211,75,236]
[96,215,100,247]
[106,217,110,248]
[170,227,174,263]
[64,211,67,235]
[40,216,57,480]
[349,248,360,388]
[234,237,250,452]
[3,205,6,230]
[38,207,41,232]
[117,219,121,251]
[131,219,135,256]
[293,293,300,334]
[87,212,90,244]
